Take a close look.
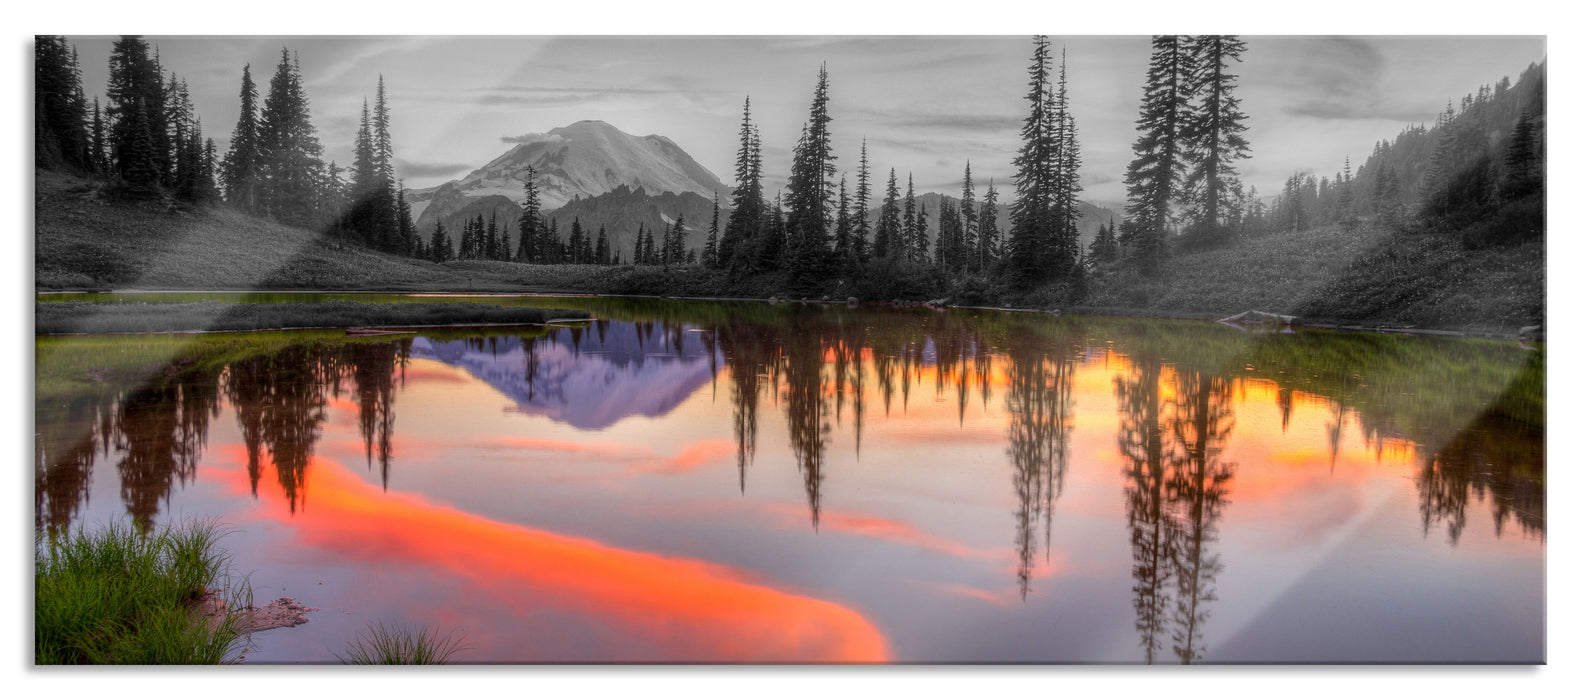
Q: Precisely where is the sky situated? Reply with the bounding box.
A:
[66,35,1544,204]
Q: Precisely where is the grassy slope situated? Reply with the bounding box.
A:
[1081,221,1544,330]
[36,171,456,290]
[35,300,590,335]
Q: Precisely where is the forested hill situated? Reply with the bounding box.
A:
[1349,60,1545,225]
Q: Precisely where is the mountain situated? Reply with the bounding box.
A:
[409,322,720,430]
[408,120,729,235]
[549,186,721,262]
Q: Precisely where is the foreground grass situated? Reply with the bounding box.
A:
[36,300,590,335]
[35,520,248,665]
[337,622,469,665]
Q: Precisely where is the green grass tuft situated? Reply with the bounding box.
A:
[35,519,250,665]
[336,622,469,665]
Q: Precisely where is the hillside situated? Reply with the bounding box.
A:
[1082,221,1542,331]
[35,171,459,290]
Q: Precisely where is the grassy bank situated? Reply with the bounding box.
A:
[1081,222,1543,331]
[37,171,1543,332]
[35,521,247,664]
[36,300,590,335]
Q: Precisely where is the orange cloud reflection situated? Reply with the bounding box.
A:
[212,446,889,663]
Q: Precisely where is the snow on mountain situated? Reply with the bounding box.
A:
[408,120,729,233]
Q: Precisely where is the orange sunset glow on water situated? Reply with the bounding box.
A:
[34,302,1544,663]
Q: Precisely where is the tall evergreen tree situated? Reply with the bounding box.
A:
[833,175,852,264]
[902,174,918,262]
[852,139,873,264]
[429,221,451,262]
[34,36,92,172]
[979,179,1001,267]
[1049,48,1084,276]
[106,36,168,190]
[959,162,979,273]
[1007,35,1058,289]
[1121,35,1194,272]
[875,168,902,261]
[516,165,543,262]
[256,48,324,228]
[722,97,765,275]
[1182,35,1250,243]
[703,192,721,268]
[595,224,610,265]
[221,63,264,213]
[785,64,837,290]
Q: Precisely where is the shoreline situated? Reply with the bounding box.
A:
[33,287,1542,342]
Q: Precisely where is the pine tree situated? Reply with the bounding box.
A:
[666,214,688,266]
[1121,35,1194,272]
[1049,47,1084,276]
[913,201,930,265]
[119,104,161,197]
[256,48,324,228]
[106,36,168,190]
[396,180,416,254]
[833,175,852,265]
[959,162,978,274]
[875,168,902,261]
[1181,35,1250,244]
[90,97,109,175]
[1501,110,1541,201]
[34,36,92,172]
[902,174,918,262]
[370,75,398,250]
[703,192,721,268]
[722,97,765,275]
[979,179,1001,267]
[429,221,451,262]
[221,64,264,213]
[1008,35,1058,289]
[852,139,873,264]
[516,165,543,262]
[595,225,610,265]
[785,64,837,291]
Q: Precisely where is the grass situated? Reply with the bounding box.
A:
[1080,221,1544,330]
[35,300,590,335]
[35,519,250,665]
[337,622,469,665]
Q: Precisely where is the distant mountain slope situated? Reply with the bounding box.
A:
[409,120,728,233]
[548,186,721,262]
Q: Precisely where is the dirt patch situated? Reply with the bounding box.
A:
[196,590,321,634]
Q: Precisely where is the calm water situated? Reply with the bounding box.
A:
[34,295,1545,663]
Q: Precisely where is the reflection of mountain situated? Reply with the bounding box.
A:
[410,322,722,430]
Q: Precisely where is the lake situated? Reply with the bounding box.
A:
[34,294,1545,663]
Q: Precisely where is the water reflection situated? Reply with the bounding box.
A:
[33,301,1545,662]
[1004,331,1073,600]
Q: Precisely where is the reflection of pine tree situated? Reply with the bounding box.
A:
[1005,338,1073,600]
[1417,409,1545,544]
[718,323,766,494]
[35,393,111,535]
[113,364,224,532]
[1162,370,1235,664]
[1116,353,1171,663]
[783,327,831,529]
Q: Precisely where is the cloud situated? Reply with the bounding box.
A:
[500,132,569,145]
[395,158,474,179]
[1281,37,1434,123]
[849,106,1022,135]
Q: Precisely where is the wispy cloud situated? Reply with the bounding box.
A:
[395,158,474,179]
